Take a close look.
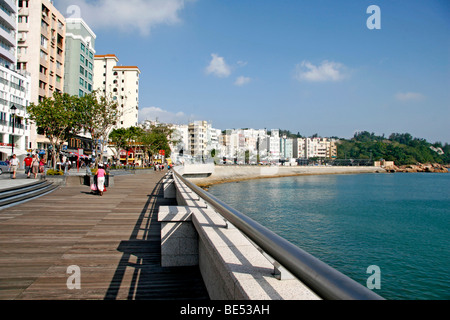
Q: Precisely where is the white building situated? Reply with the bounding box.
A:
[93,54,140,129]
[169,123,189,163]
[0,0,31,160]
[268,129,280,161]
[0,67,31,160]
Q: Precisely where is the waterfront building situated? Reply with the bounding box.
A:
[188,120,208,159]
[63,17,96,97]
[93,54,140,129]
[0,0,31,160]
[169,123,189,163]
[16,0,66,152]
[280,135,294,161]
[268,129,280,162]
[293,137,337,160]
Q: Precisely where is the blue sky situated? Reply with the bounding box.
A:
[54,0,450,143]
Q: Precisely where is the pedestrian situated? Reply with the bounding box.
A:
[23,154,33,179]
[31,154,40,179]
[96,164,106,196]
[9,154,20,179]
[39,157,46,177]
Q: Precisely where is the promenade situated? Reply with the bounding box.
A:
[0,171,209,300]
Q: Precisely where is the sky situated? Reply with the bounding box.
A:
[54,0,450,143]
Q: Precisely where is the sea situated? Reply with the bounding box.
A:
[207,172,450,300]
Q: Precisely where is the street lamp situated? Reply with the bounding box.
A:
[10,105,17,156]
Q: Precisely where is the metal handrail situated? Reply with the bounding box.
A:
[172,168,384,300]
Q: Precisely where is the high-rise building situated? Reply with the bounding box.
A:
[17,0,66,102]
[63,17,96,97]
[268,129,280,161]
[0,0,31,160]
[93,54,140,129]
[17,0,66,152]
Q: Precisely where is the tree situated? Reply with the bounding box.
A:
[109,128,129,161]
[139,124,176,162]
[27,92,80,169]
[77,91,121,165]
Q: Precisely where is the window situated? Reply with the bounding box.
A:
[18,16,29,23]
[79,78,84,86]
[80,66,84,74]
[40,50,48,61]
[40,35,48,48]
[19,1,29,8]
[88,62,93,70]
[80,55,85,63]
[81,43,85,52]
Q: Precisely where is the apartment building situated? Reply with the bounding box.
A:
[0,0,31,160]
[280,135,294,160]
[268,129,280,161]
[63,17,96,97]
[293,137,337,159]
[188,120,208,158]
[93,54,140,129]
[17,0,66,152]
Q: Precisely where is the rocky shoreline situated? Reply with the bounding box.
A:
[384,163,449,173]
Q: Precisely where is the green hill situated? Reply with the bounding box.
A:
[336,132,450,166]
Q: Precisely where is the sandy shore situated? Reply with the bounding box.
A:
[189,165,387,187]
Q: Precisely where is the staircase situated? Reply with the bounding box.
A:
[0,180,59,209]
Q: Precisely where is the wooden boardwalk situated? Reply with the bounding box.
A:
[0,171,209,300]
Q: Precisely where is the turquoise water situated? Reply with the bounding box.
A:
[208,173,450,300]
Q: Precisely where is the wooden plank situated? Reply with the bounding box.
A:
[0,172,209,300]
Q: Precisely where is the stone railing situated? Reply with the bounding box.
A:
[159,171,321,300]
[158,167,384,300]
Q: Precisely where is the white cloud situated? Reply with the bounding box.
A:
[205,54,231,78]
[234,76,251,86]
[295,60,347,82]
[395,92,425,101]
[55,0,191,36]
[139,106,194,124]
[237,60,248,67]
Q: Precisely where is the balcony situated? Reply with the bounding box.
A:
[3,0,16,14]
[0,7,16,29]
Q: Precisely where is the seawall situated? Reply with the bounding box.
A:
[189,165,387,188]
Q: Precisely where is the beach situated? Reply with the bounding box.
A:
[189,165,387,188]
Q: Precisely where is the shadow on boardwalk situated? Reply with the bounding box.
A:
[104,177,210,300]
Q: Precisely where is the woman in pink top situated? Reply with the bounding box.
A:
[96,164,106,196]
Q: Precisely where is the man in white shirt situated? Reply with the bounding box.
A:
[10,154,20,179]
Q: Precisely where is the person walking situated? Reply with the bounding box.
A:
[23,154,33,178]
[9,154,19,179]
[39,157,46,177]
[31,154,40,179]
[96,164,106,196]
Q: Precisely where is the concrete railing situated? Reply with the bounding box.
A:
[158,167,384,300]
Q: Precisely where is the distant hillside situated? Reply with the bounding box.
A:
[336,132,450,166]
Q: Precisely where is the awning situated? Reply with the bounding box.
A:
[0,146,28,156]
